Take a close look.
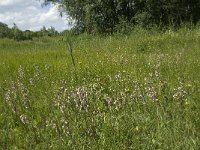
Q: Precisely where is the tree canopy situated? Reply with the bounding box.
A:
[0,22,61,41]
[44,0,200,34]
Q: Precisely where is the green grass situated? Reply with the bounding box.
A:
[0,27,200,149]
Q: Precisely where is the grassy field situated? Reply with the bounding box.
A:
[0,27,200,149]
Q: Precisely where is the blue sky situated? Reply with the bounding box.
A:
[0,0,73,31]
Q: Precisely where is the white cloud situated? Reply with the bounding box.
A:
[0,0,73,31]
[39,5,60,23]
[0,0,24,6]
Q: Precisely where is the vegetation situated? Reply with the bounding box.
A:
[0,22,60,41]
[45,0,200,33]
[0,26,200,149]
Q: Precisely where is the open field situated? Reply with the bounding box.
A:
[0,27,200,149]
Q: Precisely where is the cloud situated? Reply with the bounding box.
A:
[0,0,72,31]
[0,0,24,6]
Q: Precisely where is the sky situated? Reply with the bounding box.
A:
[0,0,73,31]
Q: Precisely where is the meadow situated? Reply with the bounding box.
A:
[0,27,200,149]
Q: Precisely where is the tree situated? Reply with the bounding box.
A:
[0,22,11,38]
[12,23,24,41]
[47,26,58,37]
[24,30,33,40]
[0,22,60,40]
[44,0,200,34]
[39,26,49,37]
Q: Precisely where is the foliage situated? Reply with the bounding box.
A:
[0,22,61,41]
[44,0,200,34]
[0,22,12,38]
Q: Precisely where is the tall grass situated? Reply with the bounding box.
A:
[0,27,200,149]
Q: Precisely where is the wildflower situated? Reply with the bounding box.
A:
[103,94,113,107]
[135,126,139,131]
[20,114,29,124]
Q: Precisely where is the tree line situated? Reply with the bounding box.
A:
[0,22,62,41]
[44,0,200,34]
[2,1,200,38]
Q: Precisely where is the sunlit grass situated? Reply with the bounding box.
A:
[0,27,200,149]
